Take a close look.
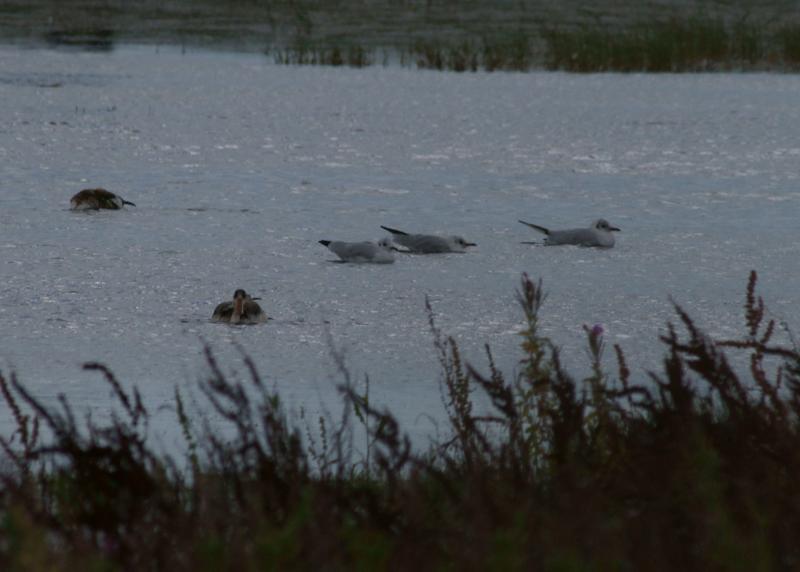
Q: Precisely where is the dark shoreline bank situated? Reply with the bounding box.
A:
[2,0,800,71]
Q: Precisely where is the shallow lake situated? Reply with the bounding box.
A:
[1,45,799,447]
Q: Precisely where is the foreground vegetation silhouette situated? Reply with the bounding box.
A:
[1,271,799,570]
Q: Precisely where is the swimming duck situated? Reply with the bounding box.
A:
[212,289,267,324]
[70,188,136,210]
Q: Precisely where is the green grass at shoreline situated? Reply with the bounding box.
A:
[1,272,800,569]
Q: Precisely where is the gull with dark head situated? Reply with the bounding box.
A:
[519,219,620,248]
[212,289,267,324]
[319,238,397,263]
[70,188,136,210]
[380,225,476,254]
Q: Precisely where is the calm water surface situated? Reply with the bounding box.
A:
[2,45,799,446]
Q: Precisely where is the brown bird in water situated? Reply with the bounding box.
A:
[211,289,268,324]
[70,188,136,210]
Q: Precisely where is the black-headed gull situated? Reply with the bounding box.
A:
[318,238,397,264]
[518,219,620,247]
[380,225,476,253]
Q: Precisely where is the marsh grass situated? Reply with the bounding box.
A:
[409,31,535,72]
[4,1,800,71]
[1,271,800,569]
[269,15,800,72]
[543,16,800,71]
[270,41,375,67]
[779,25,800,63]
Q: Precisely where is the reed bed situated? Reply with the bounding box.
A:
[1,271,799,569]
[406,17,800,72]
[543,17,800,72]
[4,1,800,72]
[270,42,375,67]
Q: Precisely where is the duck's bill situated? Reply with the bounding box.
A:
[609,227,621,232]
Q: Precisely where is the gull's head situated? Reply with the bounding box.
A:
[451,236,477,250]
[594,219,620,232]
[378,237,405,253]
